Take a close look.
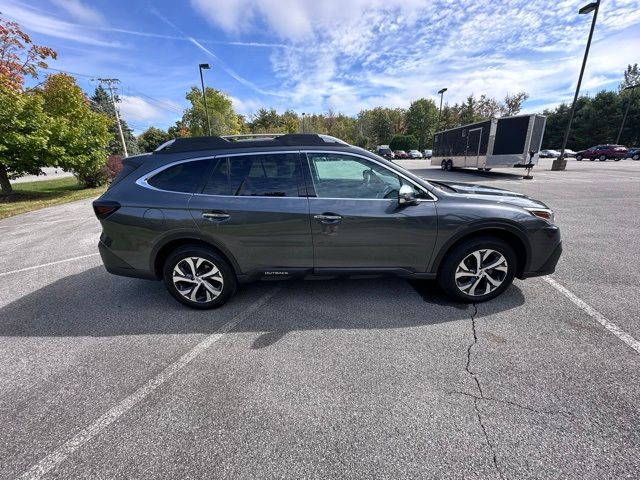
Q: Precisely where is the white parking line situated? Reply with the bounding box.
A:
[0,218,90,229]
[542,276,640,355]
[18,285,281,480]
[0,254,100,277]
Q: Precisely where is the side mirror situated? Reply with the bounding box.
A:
[398,184,418,206]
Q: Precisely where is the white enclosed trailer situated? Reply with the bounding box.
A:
[432,114,546,171]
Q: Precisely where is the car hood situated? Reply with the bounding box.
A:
[430,180,549,209]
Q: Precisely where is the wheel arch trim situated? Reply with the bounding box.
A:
[430,221,532,277]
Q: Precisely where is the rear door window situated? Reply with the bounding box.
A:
[147,159,211,193]
[202,153,303,197]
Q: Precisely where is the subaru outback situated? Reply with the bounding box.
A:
[93,134,562,309]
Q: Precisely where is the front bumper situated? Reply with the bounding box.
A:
[521,241,562,278]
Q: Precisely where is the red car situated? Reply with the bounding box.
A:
[393,150,409,159]
[575,145,628,161]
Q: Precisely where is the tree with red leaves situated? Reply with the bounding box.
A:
[0,13,57,90]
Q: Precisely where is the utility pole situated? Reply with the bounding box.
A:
[98,78,128,157]
[198,64,212,136]
[616,84,638,145]
[437,88,447,130]
[552,0,599,171]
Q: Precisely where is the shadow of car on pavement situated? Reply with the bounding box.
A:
[0,267,525,347]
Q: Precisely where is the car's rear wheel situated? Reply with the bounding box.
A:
[599,155,607,161]
[437,237,516,303]
[576,154,582,161]
[163,245,236,309]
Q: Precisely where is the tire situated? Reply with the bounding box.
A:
[576,155,582,161]
[441,160,447,170]
[599,155,607,161]
[446,160,453,171]
[633,154,639,161]
[437,236,516,303]
[163,245,237,309]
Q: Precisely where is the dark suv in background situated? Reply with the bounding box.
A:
[93,134,561,309]
[575,145,628,161]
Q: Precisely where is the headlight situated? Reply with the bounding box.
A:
[525,208,555,224]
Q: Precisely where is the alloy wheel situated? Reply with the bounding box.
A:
[454,249,508,297]
[172,256,224,303]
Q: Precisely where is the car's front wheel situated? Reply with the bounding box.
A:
[163,245,237,309]
[599,155,607,161]
[437,237,516,303]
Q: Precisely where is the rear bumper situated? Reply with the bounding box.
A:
[98,241,157,280]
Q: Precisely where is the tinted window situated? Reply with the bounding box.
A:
[202,153,301,197]
[307,153,425,200]
[147,159,211,193]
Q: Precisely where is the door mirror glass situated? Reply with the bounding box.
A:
[398,184,417,205]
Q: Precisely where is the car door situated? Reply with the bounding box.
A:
[188,152,313,275]
[304,151,438,273]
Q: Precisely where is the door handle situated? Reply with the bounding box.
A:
[314,214,342,223]
[202,212,230,221]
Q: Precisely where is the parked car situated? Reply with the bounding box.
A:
[393,150,409,159]
[563,149,577,158]
[575,145,628,161]
[408,150,423,159]
[539,149,560,158]
[93,134,561,309]
[626,147,640,161]
[378,147,394,159]
[423,149,433,159]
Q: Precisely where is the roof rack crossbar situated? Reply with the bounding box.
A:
[153,134,349,154]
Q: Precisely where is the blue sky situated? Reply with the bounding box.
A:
[2,0,639,134]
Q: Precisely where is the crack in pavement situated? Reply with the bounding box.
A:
[448,390,543,416]
[465,303,506,480]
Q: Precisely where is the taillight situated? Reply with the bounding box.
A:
[93,201,120,220]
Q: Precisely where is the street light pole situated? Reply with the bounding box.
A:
[437,88,447,129]
[199,63,212,136]
[616,84,638,145]
[301,113,306,133]
[552,0,600,171]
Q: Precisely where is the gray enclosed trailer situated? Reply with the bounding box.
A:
[431,114,546,171]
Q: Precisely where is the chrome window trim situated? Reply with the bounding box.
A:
[136,149,438,201]
[136,151,305,198]
[302,150,438,202]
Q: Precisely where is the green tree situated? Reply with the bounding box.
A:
[406,98,438,150]
[620,63,640,90]
[389,134,418,151]
[182,86,241,136]
[0,87,49,194]
[500,92,529,116]
[458,95,479,125]
[90,85,138,155]
[137,127,171,152]
[41,74,111,187]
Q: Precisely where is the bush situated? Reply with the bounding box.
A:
[74,155,122,188]
[389,134,418,151]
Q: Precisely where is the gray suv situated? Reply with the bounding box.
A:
[93,134,561,309]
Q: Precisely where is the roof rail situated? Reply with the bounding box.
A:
[153,134,349,154]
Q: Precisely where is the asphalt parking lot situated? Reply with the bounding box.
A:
[1,157,639,479]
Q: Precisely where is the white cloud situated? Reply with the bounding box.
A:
[190,0,640,115]
[118,95,177,122]
[49,0,104,25]
[0,0,121,47]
